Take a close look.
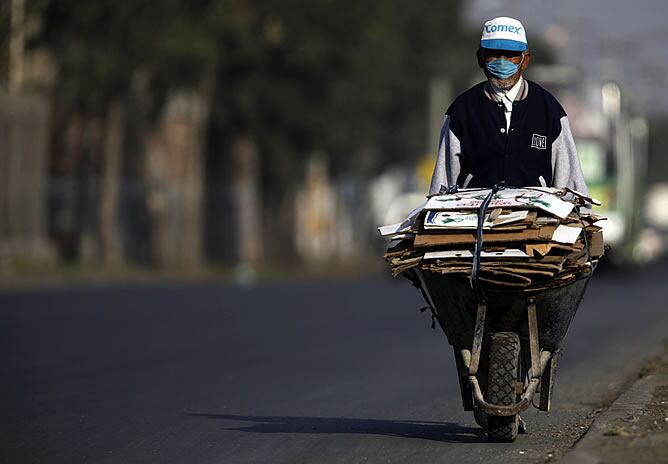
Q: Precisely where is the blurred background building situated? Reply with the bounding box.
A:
[0,0,666,283]
[466,0,668,263]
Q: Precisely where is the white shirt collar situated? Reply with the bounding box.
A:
[490,76,524,104]
[505,76,524,102]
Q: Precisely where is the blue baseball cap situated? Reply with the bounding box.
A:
[480,17,528,51]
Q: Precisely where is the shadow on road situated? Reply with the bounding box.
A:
[188,413,484,443]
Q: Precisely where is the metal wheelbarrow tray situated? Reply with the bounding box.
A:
[414,268,592,441]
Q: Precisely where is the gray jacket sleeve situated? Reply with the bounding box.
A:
[551,116,589,197]
[429,115,463,195]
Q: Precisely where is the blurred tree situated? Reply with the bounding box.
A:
[33,0,220,266]
[206,0,473,263]
[30,0,473,267]
[209,0,472,195]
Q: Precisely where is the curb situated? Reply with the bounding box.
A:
[559,357,668,464]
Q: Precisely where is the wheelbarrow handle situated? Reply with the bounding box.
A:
[461,349,552,416]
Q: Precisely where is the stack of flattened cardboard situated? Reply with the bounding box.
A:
[379,188,605,291]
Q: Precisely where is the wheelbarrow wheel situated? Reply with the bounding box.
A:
[486,332,521,442]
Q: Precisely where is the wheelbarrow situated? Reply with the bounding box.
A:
[405,268,592,442]
[387,184,600,441]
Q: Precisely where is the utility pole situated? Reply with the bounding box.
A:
[427,77,451,157]
[9,0,25,94]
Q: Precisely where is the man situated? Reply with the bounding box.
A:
[428,18,588,436]
[429,16,589,199]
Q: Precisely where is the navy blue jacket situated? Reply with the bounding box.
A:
[429,79,588,196]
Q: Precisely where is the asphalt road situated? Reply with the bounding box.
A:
[2,260,668,464]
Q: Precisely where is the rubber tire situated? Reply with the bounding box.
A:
[486,332,521,442]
